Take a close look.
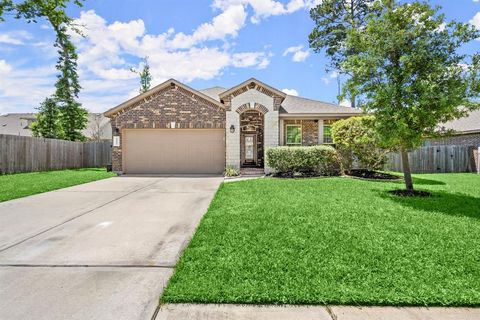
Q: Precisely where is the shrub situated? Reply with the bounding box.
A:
[266,145,341,176]
[332,116,388,172]
[225,166,240,177]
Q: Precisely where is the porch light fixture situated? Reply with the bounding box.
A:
[230,125,235,133]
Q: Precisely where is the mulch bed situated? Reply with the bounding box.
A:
[347,169,401,180]
[388,189,432,197]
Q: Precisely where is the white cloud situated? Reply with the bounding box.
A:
[283,45,310,62]
[212,0,321,23]
[470,12,480,30]
[1,0,316,113]
[0,65,57,114]
[171,5,247,49]
[0,31,32,45]
[340,99,351,107]
[282,88,298,96]
[0,60,12,74]
[321,71,338,85]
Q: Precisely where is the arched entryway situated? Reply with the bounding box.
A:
[239,110,264,168]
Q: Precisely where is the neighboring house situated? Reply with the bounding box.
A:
[0,113,112,140]
[104,78,362,174]
[426,110,480,147]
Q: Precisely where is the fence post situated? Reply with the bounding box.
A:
[477,146,480,174]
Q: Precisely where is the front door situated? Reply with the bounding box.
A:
[243,134,256,165]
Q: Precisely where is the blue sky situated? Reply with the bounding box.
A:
[0,0,479,114]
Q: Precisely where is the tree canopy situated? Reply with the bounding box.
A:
[340,0,480,191]
[1,0,88,141]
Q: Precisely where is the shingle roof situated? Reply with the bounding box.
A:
[440,110,480,133]
[199,86,226,102]
[199,86,362,116]
[0,113,112,139]
[280,95,363,115]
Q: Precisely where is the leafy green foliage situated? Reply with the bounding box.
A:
[31,97,63,139]
[0,168,115,202]
[162,174,480,305]
[340,1,480,190]
[224,166,240,177]
[332,116,387,172]
[309,0,379,107]
[309,0,378,70]
[1,0,88,141]
[131,57,153,94]
[266,145,341,176]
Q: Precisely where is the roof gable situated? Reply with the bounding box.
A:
[219,78,287,101]
[104,79,224,117]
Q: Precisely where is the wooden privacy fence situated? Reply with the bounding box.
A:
[385,145,479,174]
[0,134,111,174]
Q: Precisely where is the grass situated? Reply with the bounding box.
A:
[162,173,480,306]
[0,168,116,202]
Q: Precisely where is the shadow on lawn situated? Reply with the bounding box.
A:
[390,176,446,186]
[383,190,480,220]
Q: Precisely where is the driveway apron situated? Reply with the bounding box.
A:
[0,176,222,320]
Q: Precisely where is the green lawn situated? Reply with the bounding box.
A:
[0,168,116,202]
[162,173,480,306]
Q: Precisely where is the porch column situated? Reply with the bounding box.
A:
[226,110,240,169]
[279,118,284,146]
[318,119,324,145]
[264,110,279,173]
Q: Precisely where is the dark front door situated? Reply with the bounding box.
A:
[243,134,256,165]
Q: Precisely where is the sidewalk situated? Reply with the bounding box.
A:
[156,304,480,320]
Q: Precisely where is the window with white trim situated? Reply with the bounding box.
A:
[323,119,338,144]
[286,124,302,146]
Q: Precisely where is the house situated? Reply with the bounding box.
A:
[426,110,480,147]
[104,78,362,174]
[0,113,112,140]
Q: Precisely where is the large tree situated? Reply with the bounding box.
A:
[309,0,379,108]
[341,0,480,192]
[1,0,88,141]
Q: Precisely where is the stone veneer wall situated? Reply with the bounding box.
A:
[109,84,225,172]
[283,119,319,146]
[225,89,277,170]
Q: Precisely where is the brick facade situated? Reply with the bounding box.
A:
[427,133,480,147]
[109,84,225,172]
[283,119,319,146]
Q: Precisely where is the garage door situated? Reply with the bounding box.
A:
[123,129,225,174]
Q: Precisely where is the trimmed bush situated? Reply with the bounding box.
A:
[332,116,388,172]
[266,145,341,176]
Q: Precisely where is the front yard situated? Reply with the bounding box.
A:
[162,173,480,306]
[0,168,116,202]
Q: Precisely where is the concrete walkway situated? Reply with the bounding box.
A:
[156,304,480,320]
[0,176,223,320]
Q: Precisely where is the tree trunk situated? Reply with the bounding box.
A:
[400,149,414,191]
[351,95,356,109]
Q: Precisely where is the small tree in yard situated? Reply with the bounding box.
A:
[341,1,480,193]
[31,97,63,139]
[332,116,387,173]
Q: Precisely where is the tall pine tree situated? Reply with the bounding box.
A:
[2,0,87,141]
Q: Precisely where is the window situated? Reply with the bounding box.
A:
[286,125,302,145]
[323,119,337,144]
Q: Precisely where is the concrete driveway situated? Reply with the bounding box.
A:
[0,176,222,320]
